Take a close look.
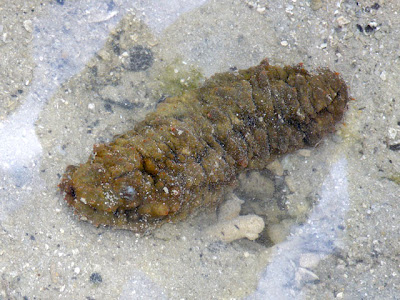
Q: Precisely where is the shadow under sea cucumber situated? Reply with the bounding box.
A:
[59,58,350,233]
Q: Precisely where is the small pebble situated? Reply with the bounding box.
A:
[281,40,289,47]
[97,49,111,61]
[336,292,344,298]
[23,20,33,33]
[388,128,397,139]
[310,0,323,11]
[256,7,266,13]
[284,176,296,193]
[336,16,350,27]
[267,160,284,176]
[90,272,103,284]
[297,149,311,157]
[380,71,387,81]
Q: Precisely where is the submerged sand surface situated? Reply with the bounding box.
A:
[1,0,399,299]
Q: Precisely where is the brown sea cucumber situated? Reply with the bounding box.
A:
[59,59,349,232]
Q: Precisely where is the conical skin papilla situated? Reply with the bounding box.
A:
[59,59,350,232]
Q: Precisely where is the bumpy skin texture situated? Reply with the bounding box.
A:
[59,59,349,232]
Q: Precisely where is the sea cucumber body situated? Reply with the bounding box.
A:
[59,59,349,232]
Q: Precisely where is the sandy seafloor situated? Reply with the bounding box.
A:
[1,0,400,299]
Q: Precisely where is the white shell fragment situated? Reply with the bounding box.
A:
[207,215,265,243]
[206,195,265,242]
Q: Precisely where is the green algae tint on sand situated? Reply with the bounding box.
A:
[59,59,350,233]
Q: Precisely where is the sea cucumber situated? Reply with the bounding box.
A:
[59,59,349,232]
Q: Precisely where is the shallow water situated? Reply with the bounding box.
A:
[1,1,400,299]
